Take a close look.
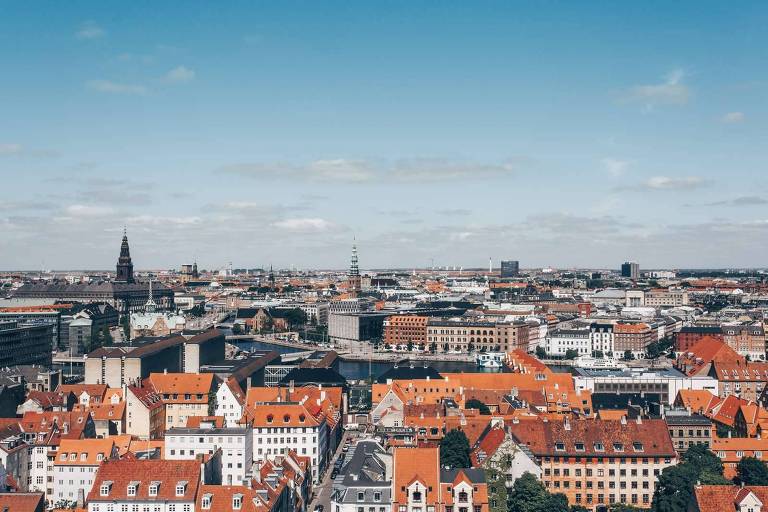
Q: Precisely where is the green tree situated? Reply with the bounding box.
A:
[284,308,308,330]
[465,399,491,415]
[407,340,414,351]
[121,314,130,341]
[430,342,437,354]
[101,325,113,346]
[592,350,604,359]
[736,456,768,485]
[508,472,569,512]
[565,349,579,359]
[535,346,546,359]
[623,350,634,361]
[652,444,729,512]
[231,323,242,335]
[439,429,471,469]
[610,505,645,512]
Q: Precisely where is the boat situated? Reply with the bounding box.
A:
[476,352,505,368]
[571,355,627,370]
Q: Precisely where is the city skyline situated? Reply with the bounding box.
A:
[2,2,768,270]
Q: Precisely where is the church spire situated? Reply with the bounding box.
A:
[348,239,361,296]
[144,277,157,312]
[116,229,134,283]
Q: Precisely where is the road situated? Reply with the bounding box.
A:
[309,430,352,512]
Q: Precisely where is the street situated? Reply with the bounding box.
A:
[309,430,353,512]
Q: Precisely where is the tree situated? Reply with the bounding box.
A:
[507,472,568,512]
[407,340,414,352]
[652,444,729,512]
[623,350,634,361]
[439,429,471,469]
[283,308,307,330]
[101,325,113,345]
[535,346,546,359]
[231,323,243,335]
[592,350,604,359]
[736,456,768,485]
[430,342,437,354]
[565,349,579,360]
[465,399,491,415]
[121,315,130,341]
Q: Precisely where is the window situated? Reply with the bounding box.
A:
[594,442,604,452]
[176,482,187,496]
[233,494,243,510]
[202,494,212,509]
[555,442,565,451]
[358,492,365,501]
[374,492,381,502]
[613,443,624,452]
[100,482,112,496]
[127,483,137,496]
[633,442,644,452]
[149,482,159,496]
[575,442,585,451]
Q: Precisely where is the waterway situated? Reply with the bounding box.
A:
[233,340,511,381]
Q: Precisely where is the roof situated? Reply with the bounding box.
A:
[676,337,744,376]
[196,485,266,512]
[509,417,676,457]
[57,384,107,401]
[693,485,768,512]
[0,492,45,511]
[279,367,346,386]
[675,389,722,415]
[55,438,114,466]
[244,402,321,427]
[470,426,506,466]
[149,373,215,397]
[393,447,440,505]
[87,459,201,502]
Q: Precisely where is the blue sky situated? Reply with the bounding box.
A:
[1,1,767,271]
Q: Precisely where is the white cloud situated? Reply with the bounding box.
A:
[722,111,745,124]
[0,144,22,155]
[643,176,708,190]
[65,204,115,217]
[272,218,335,233]
[624,69,690,107]
[219,157,519,183]
[601,158,630,177]
[76,22,106,40]
[87,80,148,95]
[163,66,196,83]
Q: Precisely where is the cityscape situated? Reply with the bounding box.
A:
[2,2,768,512]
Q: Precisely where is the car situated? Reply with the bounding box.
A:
[331,470,338,479]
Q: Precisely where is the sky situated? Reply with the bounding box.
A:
[1,1,767,271]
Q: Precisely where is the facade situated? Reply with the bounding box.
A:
[510,417,676,509]
[0,422,30,493]
[573,367,718,405]
[644,289,689,308]
[426,320,529,353]
[613,323,655,357]
[545,326,591,357]
[0,308,63,350]
[149,372,215,429]
[328,312,389,347]
[500,260,520,278]
[165,422,253,485]
[675,327,725,352]
[691,485,768,512]
[722,324,766,361]
[383,316,429,348]
[0,321,52,367]
[663,411,713,454]
[124,382,164,440]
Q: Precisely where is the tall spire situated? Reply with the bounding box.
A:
[144,277,157,312]
[348,239,361,296]
[116,229,134,283]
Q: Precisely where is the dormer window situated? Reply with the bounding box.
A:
[574,442,585,452]
[613,443,624,452]
[266,414,274,424]
[374,492,381,502]
[412,491,422,502]
[60,453,67,461]
[69,453,76,461]
[233,494,243,510]
[96,453,104,461]
[81,453,87,461]
[149,482,160,497]
[284,414,291,423]
[594,443,604,452]
[127,482,138,496]
[202,493,212,509]
[100,481,112,496]
[633,442,644,452]
[555,442,565,451]
[176,481,187,496]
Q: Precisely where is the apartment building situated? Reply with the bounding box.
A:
[86,459,201,512]
[644,289,689,308]
[148,372,215,429]
[663,411,713,454]
[711,361,768,402]
[165,421,253,485]
[711,436,768,479]
[613,323,655,357]
[509,417,676,509]
[722,324,766,361]
[124,380,164,440]
[0,321,53,367]
[52,438,116,504]
[331,440,392,512]
[384,316,429,348]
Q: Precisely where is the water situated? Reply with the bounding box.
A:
[233,340,509,381]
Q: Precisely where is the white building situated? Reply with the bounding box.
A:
[213,379,246,428]
[53,439,116,504]
[545,326,591,356]
[165,422,253,485]
[249,402,328,482]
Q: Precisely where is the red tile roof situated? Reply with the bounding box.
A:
[693,485,768,512]
[87,459,200,503]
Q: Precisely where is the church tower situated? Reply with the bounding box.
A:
[348,241,361,297]
[116,229,135,283]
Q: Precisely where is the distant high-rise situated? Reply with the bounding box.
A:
[500,260,520,278]
[115,229,134,283]
[621,261,639,280]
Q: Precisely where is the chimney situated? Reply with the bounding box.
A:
[620,416,627,425]
[164,368,168,375]
[636,416,642,425]
[564,416,571,430]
